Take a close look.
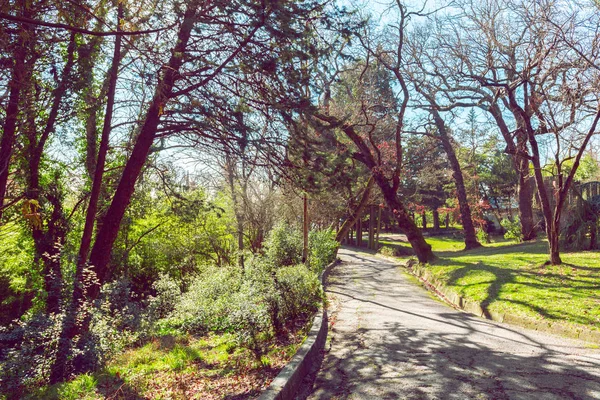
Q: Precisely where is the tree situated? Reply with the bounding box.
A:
[424,2,539,241]
[448,0,600,263]
[305,7,436,262]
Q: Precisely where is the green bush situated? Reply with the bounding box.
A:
[159,261,278,354]
[166,266,243,334]
[0,313,62,397]
[158,254,323,353]
[150,226,333,357]
[275,264,322,321]
[264,222,303,267]
[501,217,522,242]
[476,228,490,244]
[308,228,339,273]
[378,244,414,257]
[147,274,182,320]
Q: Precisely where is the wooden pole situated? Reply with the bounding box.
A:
[303,194,309,263]
[369,205,375,249]
[376,206,382,249]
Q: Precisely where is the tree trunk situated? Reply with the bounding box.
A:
[302,195,309,263]
[368,205,375,249]
[51,6,199,383]
[86,6,197,299]
[313,112,434,262]
[548,221,562,265]
[376,206,381,249]
[422,211,427,230]
[336,176,374,242]
[0,18,29,221]
[487,103,536,241]
[23,33,76,316]
[225,153,245,267]
[433,111,481,250]
[50,12,123,383]
[517,171,536,241]
[24,188,67,316]
[590,221,598,250]
[375,176,435,263]
[433,208,440,231]
[516,135,536,241]
[76,15,122,279]
[507,95,559,264]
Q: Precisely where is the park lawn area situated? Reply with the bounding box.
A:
[379,234,515,254]
[34,330,305,400]
[381,235,600,331]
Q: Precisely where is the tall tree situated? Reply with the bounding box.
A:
[443,0,600,263]
[424,4,539,241]
[46,0,334,381]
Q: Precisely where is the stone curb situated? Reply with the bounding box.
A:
[258,258,340,400]
[403,260,600,344]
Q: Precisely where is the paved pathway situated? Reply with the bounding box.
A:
[306,248,600,400]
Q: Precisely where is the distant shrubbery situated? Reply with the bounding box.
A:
[308,228,339,273]
[378,244,414,257]
[501,217,522,242]
[264,222,304,267]
[264,222,338,273]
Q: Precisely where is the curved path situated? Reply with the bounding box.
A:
[306,248,600,400]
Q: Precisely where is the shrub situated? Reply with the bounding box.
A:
[146,274,182,320]
[308,228,339,273]
[150,226,334,358]
[78,280,149,372]
[158,256,323,354]
[501,217,522,242]
[378,245,414,257]
[264,222,303,267]
[476,228,490,244]
[166,266,243,334]
[0,313,62,397]
[160,261,277,354]
[275,264,322,321]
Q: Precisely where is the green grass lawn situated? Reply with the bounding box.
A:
[35,331,304,400]
[379,235,600,332]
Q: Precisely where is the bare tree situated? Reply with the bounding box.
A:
[403,27,483,249]
[443,0,600,263]
[415,3,539,241]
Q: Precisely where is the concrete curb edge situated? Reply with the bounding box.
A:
[258,258,341,400]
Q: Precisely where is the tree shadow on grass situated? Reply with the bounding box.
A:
[433,249,600,326]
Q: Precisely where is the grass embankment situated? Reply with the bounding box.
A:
[37,329,306,400]
[379,235,600,332]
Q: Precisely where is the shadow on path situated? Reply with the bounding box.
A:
[302,248,600,400]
